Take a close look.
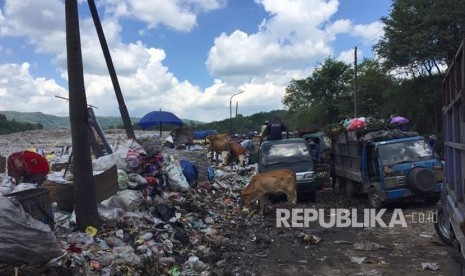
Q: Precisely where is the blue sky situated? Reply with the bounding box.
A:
[0,0,391,123]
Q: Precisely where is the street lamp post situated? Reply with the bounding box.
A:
[229,90,245,134]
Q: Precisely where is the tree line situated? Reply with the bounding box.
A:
[191,0,465,139]
[0,114,43,135]
[283,0,464,139]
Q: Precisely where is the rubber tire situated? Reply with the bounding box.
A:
[334,177,344,194]
[434,207,453,246]
[341,180,354,197]
[368,187,383,210]
[407,167,435,194]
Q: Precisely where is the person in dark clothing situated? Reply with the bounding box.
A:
[263,117,288,141]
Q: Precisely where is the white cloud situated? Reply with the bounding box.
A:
[0,62,68,115]
[1,0,65,54]
[206,0,343,81]
[352,21,385,44]
[0,0,385,123]
[103,0,226,32]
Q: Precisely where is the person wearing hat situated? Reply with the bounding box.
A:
[263,117,288,141]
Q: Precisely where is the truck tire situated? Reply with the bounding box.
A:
[368,187,383,210]
[407,167,435,194]
[345,181,355,197]
[434,207,453,246]
[335,177,345,194]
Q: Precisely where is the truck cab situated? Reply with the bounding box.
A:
[257,138,320,200]
[333,129,443,208]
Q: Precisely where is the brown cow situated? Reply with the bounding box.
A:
[206,133,230,162]
[241,169,297,215]
[228,141,248,165]
[206,134,250,166]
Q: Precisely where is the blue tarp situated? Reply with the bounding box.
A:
[193,130,219,140]
[180,160,198,186]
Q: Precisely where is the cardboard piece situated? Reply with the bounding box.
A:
[50,165,119,212]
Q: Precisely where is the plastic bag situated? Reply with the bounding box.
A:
[117,169,128,190]
[0,173,15,195]
[347,118,366,131]
[165,163,190,192]
[0,196,64,265]
[126,150,142,170]
[11,182,37,193]
[107,190,144,212]
[179,160,198,186]
[92,154,117,172]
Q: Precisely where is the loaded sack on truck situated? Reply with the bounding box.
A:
[331,126,443,209]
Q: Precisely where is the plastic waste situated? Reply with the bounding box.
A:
[107,190,144,212]
[169,266,180,276]
[0,196,64,265]
[92,154,117,171]
[154,203,175,221]
[86,226,98,237]
[117,169,128,190]
[165,163,190,192]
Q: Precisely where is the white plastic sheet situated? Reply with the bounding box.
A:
[165,163,189,192]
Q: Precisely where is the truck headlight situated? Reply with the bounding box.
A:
[303,172,314,180]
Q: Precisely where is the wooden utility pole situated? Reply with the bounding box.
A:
[65,0,100,230]
[354,46,358,118]
[87,0,135,139]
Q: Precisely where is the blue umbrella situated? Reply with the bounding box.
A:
[139,110,184,136]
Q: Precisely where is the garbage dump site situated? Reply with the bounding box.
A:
[0,129,461,275]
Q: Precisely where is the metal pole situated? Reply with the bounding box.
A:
[354,46,358,118]
[229,91,244,134]
[229,98,233,134]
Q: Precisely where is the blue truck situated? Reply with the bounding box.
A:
[331,127,443,209]
[435,39,465,273]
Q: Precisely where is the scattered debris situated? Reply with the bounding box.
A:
[350,256,366,264]
[354,241,384,251]
[422,262,439,271]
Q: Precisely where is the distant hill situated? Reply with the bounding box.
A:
[0,110,293,134]
[0,111,204,130]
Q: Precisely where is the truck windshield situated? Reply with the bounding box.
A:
[261,142,312,165]
[378,139,433,166]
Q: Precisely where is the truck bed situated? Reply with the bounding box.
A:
[443,38,465,202]
[332,132,363,183]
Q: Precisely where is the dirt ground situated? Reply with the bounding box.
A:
[0,129,460,275]
[210,192,461,276]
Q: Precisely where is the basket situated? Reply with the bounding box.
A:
[41,180,74,212]
[6,188,54,229]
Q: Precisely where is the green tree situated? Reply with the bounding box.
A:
[356,59,395,118]
[283,57,353,126]
[374,0,465,76]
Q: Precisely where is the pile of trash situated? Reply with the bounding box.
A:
[0,133,256,275]
[332,115,410,133]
